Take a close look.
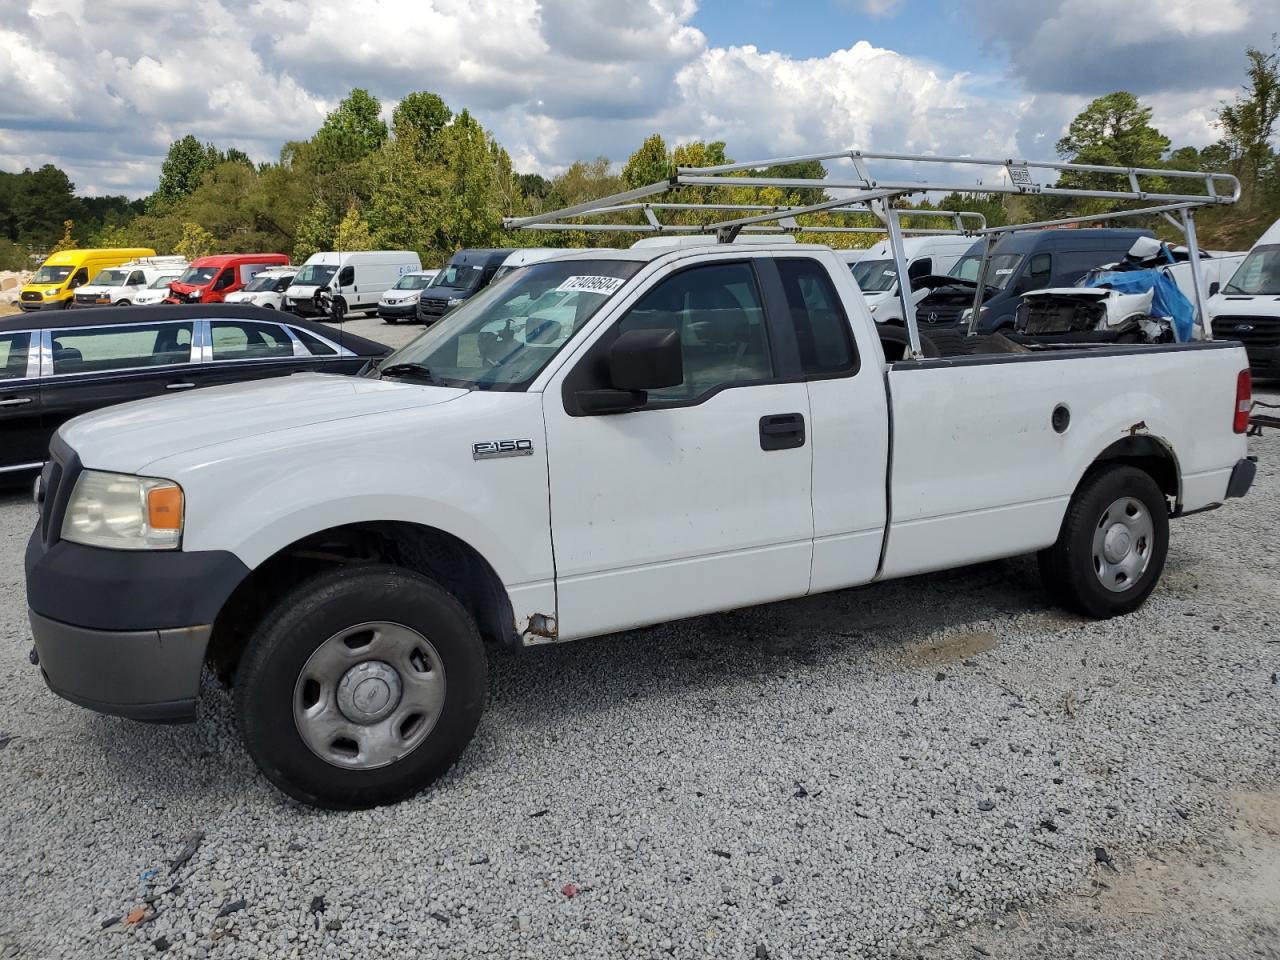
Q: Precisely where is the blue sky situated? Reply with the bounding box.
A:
[0,0,1271,197]
[692,0,1004,74]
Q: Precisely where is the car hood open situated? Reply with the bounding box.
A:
[60,373,468,475]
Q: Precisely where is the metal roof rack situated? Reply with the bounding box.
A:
[504,149,1240,358]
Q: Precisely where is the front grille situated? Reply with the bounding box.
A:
[21,290,40,302]
[916,302,966,326]
[1214,315,1280,348]
[419,299,447,316]
[74,293,102,305]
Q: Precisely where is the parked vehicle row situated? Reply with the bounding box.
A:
[71,256,190,308]
[166,254,292,304]
[0,305,389,479]
[284,250,423,321]
[19,248,159,311]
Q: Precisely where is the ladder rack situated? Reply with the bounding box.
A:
[503,149,1240,359]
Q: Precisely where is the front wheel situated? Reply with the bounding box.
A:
[1038,465,1169,618]
[235,565,487,808]
[329,297,347,324]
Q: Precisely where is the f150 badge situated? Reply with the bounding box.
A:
[473,439,534,460]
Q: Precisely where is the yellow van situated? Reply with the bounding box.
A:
[18,248,157,312]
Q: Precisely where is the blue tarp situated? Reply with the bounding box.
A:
[1084,269,1195,342]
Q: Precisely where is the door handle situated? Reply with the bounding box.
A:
[0,397,33,407]
[166,382,197,391]
[759,412,805,451]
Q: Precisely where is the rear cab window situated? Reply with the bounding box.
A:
[49,323,193,374]
[775,258,859,376]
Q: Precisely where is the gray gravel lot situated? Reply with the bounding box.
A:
[0,377,1276,960]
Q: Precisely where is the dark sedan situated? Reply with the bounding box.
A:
[1,304,390,481]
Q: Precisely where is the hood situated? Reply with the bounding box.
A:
[419,286,469,300]
[59,373,467,475]
[1023,287,1111,301]
[223,291,262,303]
[76,283,118,296]
[168,281,206,294]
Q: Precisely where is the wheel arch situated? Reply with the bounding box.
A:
[1084,434,1181,506]
[207,520,516,682]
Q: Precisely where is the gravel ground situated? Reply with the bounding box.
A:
[0,383,1276,960]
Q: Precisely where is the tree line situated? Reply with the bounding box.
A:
[0,44,1275,271]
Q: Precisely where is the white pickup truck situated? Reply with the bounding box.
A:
[25,241,1257,808]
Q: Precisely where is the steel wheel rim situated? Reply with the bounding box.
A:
[1091,496,1154,593]
[293,621,446,770]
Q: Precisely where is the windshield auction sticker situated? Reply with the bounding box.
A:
[555,275,626,295]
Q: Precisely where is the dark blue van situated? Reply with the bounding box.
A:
[416,249,514,324]
[915,228,1154,335]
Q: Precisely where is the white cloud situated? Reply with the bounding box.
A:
[0,0,1255,198]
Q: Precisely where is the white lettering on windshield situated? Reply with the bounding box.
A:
[555,275,625,295]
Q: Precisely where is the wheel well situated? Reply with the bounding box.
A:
[1089,435,1180,503]
[206,522,515,682]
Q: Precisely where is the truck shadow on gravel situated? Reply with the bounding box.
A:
[477,555,1063,733]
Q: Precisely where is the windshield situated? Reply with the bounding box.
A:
[949,253,1023,289]
[1223,245,1280,295]
[430,264,484,291]
[294,263,337,286]
[148,274,178,289]
[850,259,900,293]
[372,259,642,391]
[244,273,288,292]
[393,273,434,290]
[91,269,129,286]
[178,265,219,285]
[32,265,72,284]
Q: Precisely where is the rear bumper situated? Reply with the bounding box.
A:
[30,611,210,722]
[1226,457,1257,499]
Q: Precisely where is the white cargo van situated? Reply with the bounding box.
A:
[844,236,974,323]
[224,267,297,310]
[284,250,422,322]
[1208,217,1280,377]
[72,256,189,308]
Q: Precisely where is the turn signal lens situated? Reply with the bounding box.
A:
[1234,369,1252,434]
[147,485,184,529]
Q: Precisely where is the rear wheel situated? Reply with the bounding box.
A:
[235,565,487,808]
[1038,465,1169,618]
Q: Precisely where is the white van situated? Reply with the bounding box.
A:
[1207,217,1280,377]
[224,267,297,310]
[131,271,187,306]
[843,235,975,323]
[284,250,422,321]
[72,256,189,308]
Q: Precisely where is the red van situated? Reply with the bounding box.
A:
[165,253,290,304]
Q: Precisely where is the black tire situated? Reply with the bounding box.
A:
[235,564,487,808]
[1038,465,1169,618]
[383,315,398,325]
[330,297,347,324]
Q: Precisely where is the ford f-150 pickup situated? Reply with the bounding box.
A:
[25,241,1257,808]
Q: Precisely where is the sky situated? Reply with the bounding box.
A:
[0,0,1272,198]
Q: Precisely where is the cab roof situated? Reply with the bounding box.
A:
[188,253,289,267]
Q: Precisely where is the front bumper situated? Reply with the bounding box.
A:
[25,461,250,722]
[378,301,418,320]
[1241,345,1280,378]
[17,299,67,312]
[30,612,211,722]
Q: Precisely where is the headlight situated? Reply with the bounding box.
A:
[447,297,463,307]
[62,471,184,550]
[959,308,972,321]
[46,288,60,296]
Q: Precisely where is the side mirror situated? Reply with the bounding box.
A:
[575,328,683,415]
[1209,281,1220,297]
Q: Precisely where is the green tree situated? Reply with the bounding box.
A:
[1217,45,1280,205]
[313,88,388,170]
[335,200,374,251]
[293,197,335,262]
[622,133,673,188]
[174,222,215,260]
[392,91,452,145]
[1,165,79,246]
[1056,91,1170,168]
[48,220,77,253]
[148,136,222,213]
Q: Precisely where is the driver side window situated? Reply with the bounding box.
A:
[616,261,773,406]
[213,269,235,291]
